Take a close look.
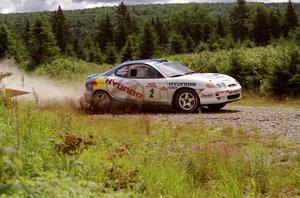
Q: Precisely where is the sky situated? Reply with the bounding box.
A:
[0,0,295,14]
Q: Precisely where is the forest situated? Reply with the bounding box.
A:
[0,0,300,96]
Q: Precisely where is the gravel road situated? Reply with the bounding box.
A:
[102,105,300,141]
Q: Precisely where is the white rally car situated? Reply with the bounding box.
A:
[82,59,242,113]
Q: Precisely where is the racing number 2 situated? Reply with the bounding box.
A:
[149,88,154,98]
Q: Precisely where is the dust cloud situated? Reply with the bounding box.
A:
[0,59,84,105]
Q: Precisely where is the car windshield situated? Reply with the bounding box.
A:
[154,62,194,77]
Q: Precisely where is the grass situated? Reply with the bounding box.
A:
[0,98,300,197]
[229,93,300,108]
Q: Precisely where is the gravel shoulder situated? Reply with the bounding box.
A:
[97,106,300,142]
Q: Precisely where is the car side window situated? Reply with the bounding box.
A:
[127,64,164,79]
[115,66,129,77]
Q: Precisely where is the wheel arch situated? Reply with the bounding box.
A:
[92,89,111,98]
[171,87,201,108]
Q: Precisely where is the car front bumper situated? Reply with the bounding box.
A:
[199,87,242,105]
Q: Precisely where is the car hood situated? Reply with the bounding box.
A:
[174,73,237,84]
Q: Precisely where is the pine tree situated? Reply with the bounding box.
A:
[138,23,157,59]
[269,9,282,39]
[151,17,168,45]
[168,33,185,54]
[0,22,21,62]
[121,39,133,62]
[230,0,249,41]
[23,20,31,48]
[0,23,9,58]
[252,7,270,46]
[51,6,70,53]
[202,24,211,41]
[114,1,136,50]
[185,36,195,53]
[29,18,59,69]
[96,14,113,52]
[105,42,116,64]
[283,0,298,37]
[216,15,225,38]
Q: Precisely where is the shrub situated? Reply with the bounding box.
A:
[264,45,300,97]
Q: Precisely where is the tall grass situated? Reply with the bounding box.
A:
[0,99,299,197]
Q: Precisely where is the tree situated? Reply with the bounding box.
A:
[0,23,9,59]
[23,20,31,48]
[121,39,133,62]
[105,42,116,64]
[185,36,195,53]
[28,18,59,69]
[252,7,270,46]
[230,0,249,41]
[51,6,70,53]
[215,15,225,38]
[114,1,136,50]
[96,14,114,52]
[282,0,298,37]
[151,17,168,45]
[0,22,21,62]
[269,9,282,39]
[168,32,186,54]
[138,23,157,59]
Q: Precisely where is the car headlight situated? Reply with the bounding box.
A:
[206,83,217,88]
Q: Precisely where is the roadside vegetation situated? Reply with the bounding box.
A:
[1,98,299,197]
[0,0,299,99]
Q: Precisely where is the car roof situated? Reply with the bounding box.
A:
[102,59,169,77]
[121,59,168,65]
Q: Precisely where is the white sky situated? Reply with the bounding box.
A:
[0,0,295,14]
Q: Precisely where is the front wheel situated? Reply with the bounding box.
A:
[90,91,112,114]
[174,89,200,113]
[207,103,226,111]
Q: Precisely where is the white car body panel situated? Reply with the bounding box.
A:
[84,60,242,108]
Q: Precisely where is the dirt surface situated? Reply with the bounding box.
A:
[95,105,300,141]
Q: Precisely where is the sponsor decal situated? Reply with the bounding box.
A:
[145,83,158,88]
[105,79,144,100]
[160,86,168,91]
[201,93,214,97]
[95,77,106,90]
[169,82,196,89]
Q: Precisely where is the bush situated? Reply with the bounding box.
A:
[167,44,300,97]
[35,57,89,79]
[264,45,300,97]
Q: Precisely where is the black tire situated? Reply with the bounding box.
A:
[207,103,226,111]
[90,91,112,114]
[174,89,200,113]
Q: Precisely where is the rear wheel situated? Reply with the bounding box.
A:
[207,103,226,111]
[174,89,200,113]
[90,91,111,113]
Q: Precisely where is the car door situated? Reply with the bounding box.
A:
[126,64,168,104]
[109,64,168,103]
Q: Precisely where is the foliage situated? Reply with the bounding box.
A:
[96,14,114,52]
[282,0,298,37]
[28,17,59,69]
[0,22,22,62]
[34,57,105,80]
[0,99,299,196]
[138,22,157,59]
[252,7,270,46]
[230,0,249,41]
[51,6,71,53]
[167,44,300,96]
[1,1,300,66]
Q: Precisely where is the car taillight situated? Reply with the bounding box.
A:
[91,81,97,87]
